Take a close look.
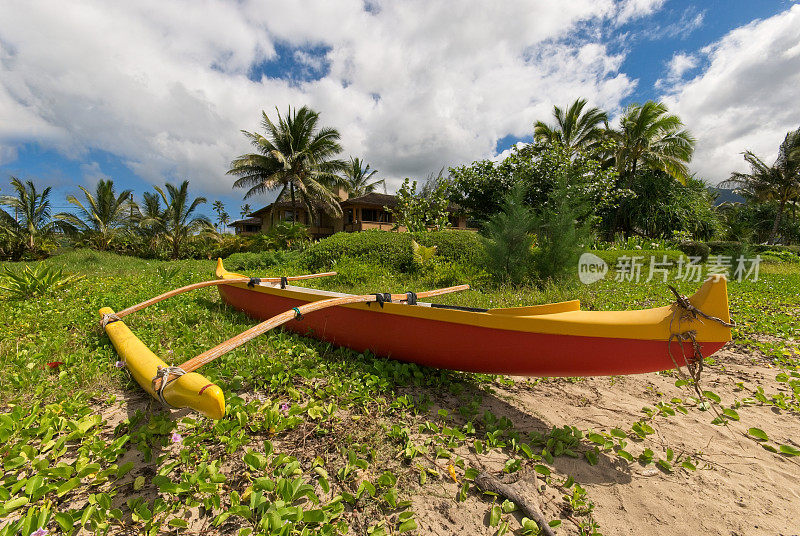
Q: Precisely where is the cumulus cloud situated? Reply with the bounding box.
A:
[79,162,111,187]
[662,5,800,183]
[667,53,699,79]
[615,0,666,25]
[0,0,663,198]
[655,52,699,89]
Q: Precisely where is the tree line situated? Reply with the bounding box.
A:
[2,100,798,262]
[0,178,213,260]
[450,99,800,245]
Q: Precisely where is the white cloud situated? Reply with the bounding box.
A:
[615,0,666,25]
[0,0,659,199]
[662,5,800,184]
[647,8,705,40]
[655,52,698,89]
[79,162,110,187]
[667,53,699,79]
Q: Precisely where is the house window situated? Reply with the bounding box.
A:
[346,209,354,224]
[362,208,378,222]
[282,210,294,221]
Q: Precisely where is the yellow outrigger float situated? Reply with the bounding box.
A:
[100,305,227,419]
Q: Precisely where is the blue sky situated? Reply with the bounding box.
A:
[1,0,799,224]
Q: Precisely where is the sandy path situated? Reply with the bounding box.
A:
[410,347,800,536]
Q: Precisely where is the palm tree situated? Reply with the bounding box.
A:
[533,98,608,154]
[219,210,230,232]
[154,180,211,259]
[212,200,226,232]
[0,177,59,254]
[339,157,385,197]
[722,127,800,243]
[240,203,252,218]
[137,191,167,251]
[227,106,347,224]
[610,101,696,186]
[56,179,133,250]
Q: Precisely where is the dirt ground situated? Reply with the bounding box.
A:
[89,345,800,535]
[409,346,800,536]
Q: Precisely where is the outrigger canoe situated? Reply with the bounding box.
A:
[101,259,731,420]
[215,259,732,378]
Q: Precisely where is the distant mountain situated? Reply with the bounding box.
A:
[708,187,745,206]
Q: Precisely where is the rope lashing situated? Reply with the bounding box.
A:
[100,313,121,328]
[292,307,304,321]
[405,291,418,305]
[666,283,735,400]
[151,365,187,408]
[280,276,288,289]
[248,277,261,287]
[666,284,736,327]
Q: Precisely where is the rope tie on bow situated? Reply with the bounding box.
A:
[151,365,187,408]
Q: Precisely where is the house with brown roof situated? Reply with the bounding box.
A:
[227,217,262,235]
[230,189,469,237]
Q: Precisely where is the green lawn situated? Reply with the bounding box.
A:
[0,249,798,535]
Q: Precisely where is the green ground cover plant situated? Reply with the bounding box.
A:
[1,247,799,536]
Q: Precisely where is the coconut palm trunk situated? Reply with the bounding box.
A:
[290,182,297,223]
[769,198,787,244]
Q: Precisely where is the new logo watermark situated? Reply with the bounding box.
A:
[578,253,608,284]
[578,254,761,284]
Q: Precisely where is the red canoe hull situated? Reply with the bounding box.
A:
[218,285,724,377]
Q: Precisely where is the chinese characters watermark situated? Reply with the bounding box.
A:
[578,253,761,284]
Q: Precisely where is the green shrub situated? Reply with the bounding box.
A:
[592,249,685,266]
[184,235,250,260]
[425,259,492,289]
[224,250,301,272]
[750,244,800,255]
[677,241,710,261]
[258,222,311,250]
[479,185,537,285]
[323,257,375,287]
[531,176,590,282]
[302,231,413,271]
[706,241,744,254]
[413,230,482,265]
[301,230,481,272]
[0,264,84,299]
[705,241,759,263]
[411,239,438,269]
[759,249,800,263]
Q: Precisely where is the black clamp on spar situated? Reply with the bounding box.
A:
[405,291,418,305]
[280,276,288,289]
[371,293,393,308]
[248,277,261,287]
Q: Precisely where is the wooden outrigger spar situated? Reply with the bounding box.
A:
[101,259,732,420]
[100,267,468,419]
